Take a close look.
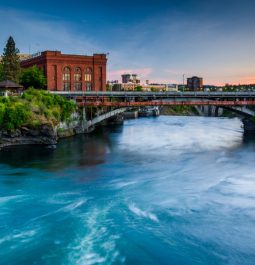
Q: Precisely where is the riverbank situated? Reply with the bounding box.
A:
[0,89,77,150]
[160,105,199,116]
[1,91,255,150]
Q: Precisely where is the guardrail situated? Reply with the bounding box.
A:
[50,91,255,98]
[79,100,255,107]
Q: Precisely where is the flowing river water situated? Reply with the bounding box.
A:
[0,116,255,265]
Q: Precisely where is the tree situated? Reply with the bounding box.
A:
[1,36,21,82]
[0,64,4,81]
[20,65,47,89]
[150,87,157,92]
[134,86,143,91]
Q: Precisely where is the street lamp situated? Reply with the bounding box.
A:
[182,74,185,92]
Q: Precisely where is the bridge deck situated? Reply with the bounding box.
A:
[78,100,255,107]
[51,91,255,99]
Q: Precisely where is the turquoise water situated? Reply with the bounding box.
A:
[0,116,255,265]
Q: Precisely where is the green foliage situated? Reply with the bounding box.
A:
[3,102,30,130]
[0,89,76,130]
[162,105,195,116]
[150,87,157,92]
[0,103,5,124]
[20,65,47,89]
[106,83,112,91]
[0,64,4,82]
[1,36,21,82]
[134,86,143,91]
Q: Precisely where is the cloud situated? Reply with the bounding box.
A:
[1,6,255,86]
[0,8,102,55]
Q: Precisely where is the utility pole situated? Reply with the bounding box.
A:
[182,74,185,92]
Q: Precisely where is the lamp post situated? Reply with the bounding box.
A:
[182,74,185,92]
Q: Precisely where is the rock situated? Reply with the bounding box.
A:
[0,123,58,150]
[242,118,255,132]
[8,129,21,138]
[21,127,40,137]
[46,145,57,149]
[57,128,74,138]
[40,124,56,138]
[74,126,84,134]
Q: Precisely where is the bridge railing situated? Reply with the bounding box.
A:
[50,91,255,98]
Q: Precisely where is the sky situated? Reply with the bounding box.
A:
[0,0,255,85]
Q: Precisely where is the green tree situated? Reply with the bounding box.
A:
[0,64,4,81]
[150,87,157,92]
[106,83,112,91]
[20,65,47,89]
[1,36,21,82]
[134,86,143,91]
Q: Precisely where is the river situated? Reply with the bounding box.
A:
[0,116,255,265]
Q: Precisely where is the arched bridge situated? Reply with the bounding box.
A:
[50,91,255,132]
[52,91,255,116]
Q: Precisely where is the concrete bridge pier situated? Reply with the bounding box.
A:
[81,106,88,133]
[242,117,255,133]
[196,105,223,117]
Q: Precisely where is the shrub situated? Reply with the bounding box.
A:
[0,88,76,130]
[0,103,5,124]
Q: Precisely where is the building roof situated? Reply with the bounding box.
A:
[0,80,23,89]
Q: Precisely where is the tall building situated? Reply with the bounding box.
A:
[187,76,203,91]
[20,51,107,91]
[121,74,140,84]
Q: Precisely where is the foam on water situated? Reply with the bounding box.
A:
[128,203,159,222]
[0,116,255,265]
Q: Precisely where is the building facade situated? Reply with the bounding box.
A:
[121,74,140,84]
[187,76,203,91]
[20,51,107,91]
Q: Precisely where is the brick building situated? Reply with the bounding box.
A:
[20,51,107,91]
[187,76,203,91]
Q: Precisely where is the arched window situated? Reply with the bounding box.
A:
[85,67,92,82]
[63,67,70,81]
[74,67,82,91]
[74,67,82,81]
[85,67,93,91]
[63,67,71,91]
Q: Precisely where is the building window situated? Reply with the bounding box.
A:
[63,67,71,91]
[74,67,82,81]
[74,67,82,91]
[63,67,71,81]
[75,82,82,91]
[85,67,92,82]
[85,82,92,91]
[85,67,92,90]
[63,82,71,91]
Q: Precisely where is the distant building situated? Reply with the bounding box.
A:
[187,76,203,91]
[121,74,140,84]
[165,84,178,91]
[0,53,31,62]
[143,83,178,92]
[18,54,31,61]
[20,51,107,91]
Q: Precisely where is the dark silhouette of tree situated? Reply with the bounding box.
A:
[1,36,21,82]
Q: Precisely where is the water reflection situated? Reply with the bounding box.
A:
[0,127,118,171]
